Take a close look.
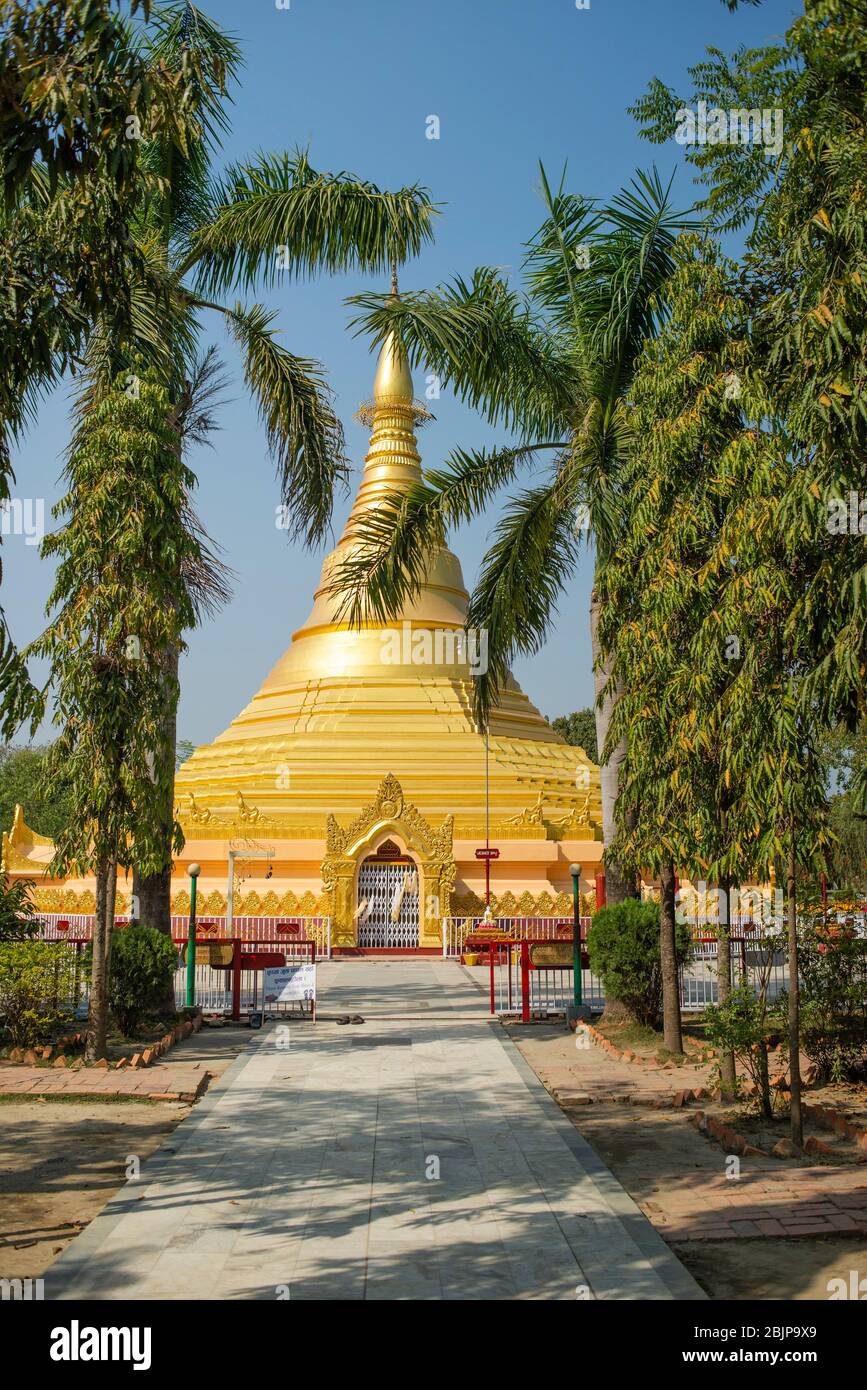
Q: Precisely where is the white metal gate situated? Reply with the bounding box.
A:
[357,859,419,948]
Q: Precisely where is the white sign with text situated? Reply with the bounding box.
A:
[263,963,316,1004]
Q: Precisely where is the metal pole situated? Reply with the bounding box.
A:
[570,863,582,1008]
[484,730,490,907]
[186,864,200,1008]
[226,850,235,937]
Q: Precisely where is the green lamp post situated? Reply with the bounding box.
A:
[569,863,583,1009]
[185,863,201,1008]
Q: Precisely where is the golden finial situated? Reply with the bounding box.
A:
[355,271,433,427]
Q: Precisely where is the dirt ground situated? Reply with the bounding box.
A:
[0,1023,251,1279]
[515,1023,867,1301]
[572,1100,867,1300]
[676,1236,867,1300]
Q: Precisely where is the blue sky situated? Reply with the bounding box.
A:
[5,0,798,748]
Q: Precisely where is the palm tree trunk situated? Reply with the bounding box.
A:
[716,875,737,1099]
[133,641,179,939]
[590,583,637,905]
[660,860,683,1054]
[86,847,117,1062]
[787,838,803,1148]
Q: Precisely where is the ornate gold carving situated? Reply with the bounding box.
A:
[188,793,215,825]
[320,774,455,947]
[448,887,580,920]
[236,791,264,825]
[505,792,545,827]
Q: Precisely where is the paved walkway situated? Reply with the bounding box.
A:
[47,961,703,1300]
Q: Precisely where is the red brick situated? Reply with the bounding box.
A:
[729,1219,762,1237]
[756,1218,787,1236]
[782,1219,834,1235]
[827,1213,862,1232]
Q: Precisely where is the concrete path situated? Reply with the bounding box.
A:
[47,961,704,1300]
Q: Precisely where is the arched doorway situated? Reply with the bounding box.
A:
[356,839,420,948]
[321,774,455,950]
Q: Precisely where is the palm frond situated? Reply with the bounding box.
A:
[185,148,437,293]
[145,2,242,150]
[177,343,232,450]
[591,167,701,386]
[221,300,349,546]
[467,478,580,725]
[328,442,561,626]
[348,270,573,439]
[524,162,603,338]
[179,496,234,622]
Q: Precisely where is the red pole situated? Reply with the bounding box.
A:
[231,938,241,1021]
[595,871,607,909]
[520,940,530,1024]
[489,943,496,1015]
[485,857,490,907]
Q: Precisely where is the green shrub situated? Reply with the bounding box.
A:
[107,924,178,1037]
[705,981,785,1115]
[587,898,691,1026]
[0,874,39,942]
[795,925,867,1082]
[0,941,74,1046]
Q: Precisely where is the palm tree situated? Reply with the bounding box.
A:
[74,2,437,932]
[339,164,697,908]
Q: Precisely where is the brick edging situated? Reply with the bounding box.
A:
[1,1009,203,1072]
[577,1020,715,1068]
[693,1103,867,1160]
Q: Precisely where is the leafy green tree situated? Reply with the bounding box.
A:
[0,874,38,943]
[175,739,196,771]
[0,1,206,727]
[26,368,199,1060]
[341,165,697,907]
[69,2,437,936]
[550,710,598,763]
[0,744,75,841]
[599,236,755,1067]
[630,0,867,817]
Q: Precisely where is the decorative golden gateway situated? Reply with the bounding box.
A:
[5,308,603,948]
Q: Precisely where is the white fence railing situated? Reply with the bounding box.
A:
[451,918,808,1017]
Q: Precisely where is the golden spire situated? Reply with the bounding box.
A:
[346,275,432,534]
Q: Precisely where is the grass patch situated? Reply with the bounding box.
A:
[0,1092,168,1106]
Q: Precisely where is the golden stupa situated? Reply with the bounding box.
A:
[6,319,602,950]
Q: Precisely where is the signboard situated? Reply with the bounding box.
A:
[182,942,235,967]
[239,951,285,970]
[263,963,317,1004]
[475,847,500,860]
[529,942,575,968]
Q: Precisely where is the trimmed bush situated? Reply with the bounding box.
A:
[108,925,178,1037]
[0,941,73,1046]
[587,898,690,1026]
